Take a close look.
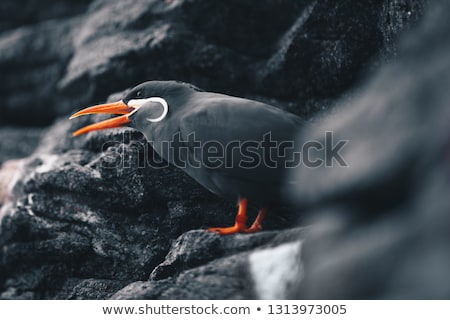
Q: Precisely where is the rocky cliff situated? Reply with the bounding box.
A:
[2,0,448,299]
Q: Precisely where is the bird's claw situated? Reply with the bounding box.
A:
[207,225,243,235]
[244,222,262,233]
[207,223,261,235]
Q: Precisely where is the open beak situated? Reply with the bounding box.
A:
[69,100,135,136]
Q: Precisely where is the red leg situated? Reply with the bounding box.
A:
[208,198,248,235]
[245,207,268,233]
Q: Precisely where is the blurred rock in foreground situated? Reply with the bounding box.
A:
[290,0,450,299]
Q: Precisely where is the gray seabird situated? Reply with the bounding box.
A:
[71,81,306,235]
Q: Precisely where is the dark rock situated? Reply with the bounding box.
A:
[109,279,173,300]
[0,20,77,126]
[150,229,281,280]
[0,109,300,298]
[379,0,428,58]
[289,0,450,299]
[259,0,384,99]
[0,117,225,298]
[112,251,255,300]
[119,253,255,299]
[0,127,43,165]
[0,0,92,33]
[258,0,425,102]
[0,0,425,126]
[114,230,305,299]
[0,128,44,206]
[1,0,439,300]
[60,278,130,300]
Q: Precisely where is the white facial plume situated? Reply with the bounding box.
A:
[127,97,169,122]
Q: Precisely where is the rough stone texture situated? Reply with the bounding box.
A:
[0,119,228,299]
[0,113,300,299]
[289,0,450,299]
[379,0,428,58]
[112,229,305,299]
[1,0,443,300]
[150,230,281,281]
[0,128,43,206]
[0,127,43,165]
[0,20,77,126]
[0,0,92,33]
[0,0,424,126]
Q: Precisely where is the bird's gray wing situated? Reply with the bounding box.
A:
[178,95,306,187]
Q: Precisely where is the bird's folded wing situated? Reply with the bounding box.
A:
[178,96,306,186]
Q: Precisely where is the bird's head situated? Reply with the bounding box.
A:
[70,80,202,136]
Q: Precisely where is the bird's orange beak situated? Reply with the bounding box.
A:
[69,100,135,136]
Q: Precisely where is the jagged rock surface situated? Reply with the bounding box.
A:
[1,0,441,300]
[0,0,423,126]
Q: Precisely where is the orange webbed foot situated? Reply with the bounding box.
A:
[207,200,268,235]
[243,223,262,234]
[207,224,247,235]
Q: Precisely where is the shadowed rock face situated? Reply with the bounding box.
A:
[0,0,423,126]
[0,128,43,166]
[0,0,92,33]
[290,0,450,299]
[2,0,447,300]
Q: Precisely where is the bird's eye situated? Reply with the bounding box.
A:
[136,91,142,98]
